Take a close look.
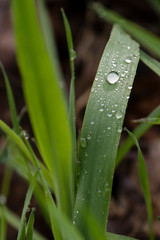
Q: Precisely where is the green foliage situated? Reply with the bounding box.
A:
[0,0,159,240]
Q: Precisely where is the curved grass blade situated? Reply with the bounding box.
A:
[61,9,77,195]
[140,50,160,77]
[125,128,154,240]
[0,206,7,240]
[26,209,35,240]
[91,2,160,59]
[0,63,20,135]
[0,207,47,240]
[116,105,160,167]
[74,24,139,237]
[106,232,139,240]
[133,117,160,124]
[12,0,73,219]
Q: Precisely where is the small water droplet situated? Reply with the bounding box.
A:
[115,111,122,119]
[125,56,132,64]
[70,49,76,60]
[91,87,95,93]
[87,134,91,140]
[98,84,101,87]
[107,127,111,130]
[90,121,94,125]
[106,71,119,84]
[117,126,122,133]
[99,108,104,112]
[127,46,131,49]
[107,113,112,117]
[128,86,132,90]
[80,137,87,148]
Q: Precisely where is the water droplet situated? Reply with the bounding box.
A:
[128,86,132,90]
[115,111,122,119]
[85,152,88,157]
[98,84,101,87]
[99,108,104,112]
[70,49,76,60]
[91,87,95,93]
[106,71,119,84]
[125,56,132,64]
[87,134,91,140]
[90,121,94,125]
[80,137,87,148]
[127,46,131,49]
[107,127,111,130]
[117,126,122,133]
[107,113,112,117]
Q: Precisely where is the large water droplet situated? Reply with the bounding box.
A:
[70,49,76,60]
[115,111,122,119]
[125,56,132,64]
[80,137,87,148]
[106,71,119,84]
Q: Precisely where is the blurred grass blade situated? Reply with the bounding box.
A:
[19,220,26,240]
[146,0,160,16]
[91,2,160,59]
[26,209,35,240]
[125,128,154,240]
[133,117,160,124]
[106,232,139,240]
[140,50,160,77]
[61,9,77,194]
[74,24,139,237]
[12,0,73,218]
[0,206,47,240]
[17,175,37,240]
[0,63,20,135]
[0,206,7,240]
[116,105,160,167]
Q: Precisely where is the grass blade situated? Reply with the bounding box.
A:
[17,178,36,240]
[26,209,35,240]
[106,232,139,240]
[74,24,139,237]
[0,63,20,135]
[12,0,73,218]
[140,50,160,77]
[125,129,154,240]
[0,206,47,240]
[116,105,160,167]
[61,9,77,194]
[91,2,160,59]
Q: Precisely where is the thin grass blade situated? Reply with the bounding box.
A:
[61,9,77,195]
[140,50,160,77]
[26,209,35,240]
[0,206,47,240]
[106,232,139,240]
[74,24,139,237]
[116,105,160,167]
[125,129,154,240]
[0,63,20,135]
[17,175,37,240]
[91,2,160,59]
[133,117,160,124]
[12,0,73,218]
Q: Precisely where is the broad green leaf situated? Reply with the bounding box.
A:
[26,209,35,240]
[12,0,73,218]
[116,105,160,167]
[74,24,139,237]
[92,2,160,59]
[126,129,154,240]
[62,9,77,194]
[0,63,20,135]
[106,232,139,240]
[17,176,36,240]
[0,206,47,240]
[140,50,160,77]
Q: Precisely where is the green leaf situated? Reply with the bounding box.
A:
[133,117,160,125]
[116,105,160,167]
[74,24,139,238]
[125,129,154,240]
[0,63,20,135]
[140,50,160,77]
[12,0,73,218]
[91,2,160,59]
[0,206,7,240]
[26,209,35,240]
[61,9,77,194]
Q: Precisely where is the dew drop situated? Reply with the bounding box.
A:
[107,113,112,117]
[70,49,76,60]
[90,121,94,125]
[128,86,132,90]
[87,134,91,140]
[99,108,104,112]
[80,137,87,148]
[125,56,132,64]
[117,126,122,133]
[115,111,122,119]
[106,71,119,84]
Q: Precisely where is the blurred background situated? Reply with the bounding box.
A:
[0,0,160,239]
